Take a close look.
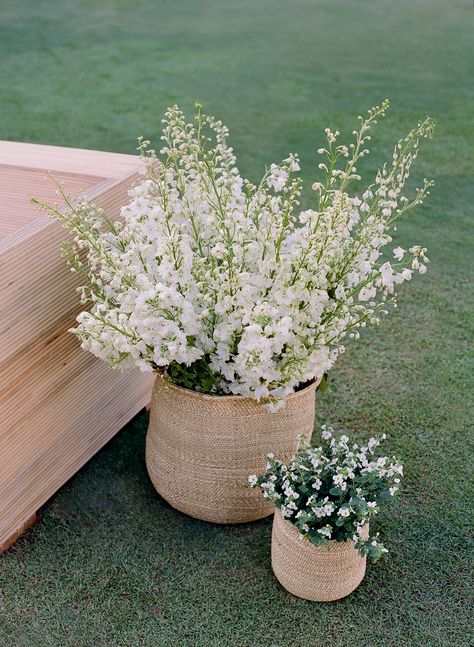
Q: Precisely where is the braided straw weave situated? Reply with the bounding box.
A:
[271,508,369,601]
[146,374,316,524]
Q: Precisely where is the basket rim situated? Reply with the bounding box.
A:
[274,507,370,550]
[152,372,319,404]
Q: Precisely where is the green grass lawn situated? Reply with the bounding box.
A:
[1,0,473,645]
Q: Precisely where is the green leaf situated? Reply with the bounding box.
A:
[350,496,366,508]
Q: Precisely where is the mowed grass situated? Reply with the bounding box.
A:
[0,1,473,645]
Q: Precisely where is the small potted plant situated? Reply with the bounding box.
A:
[249,427,403,601]
[38,100,429,524]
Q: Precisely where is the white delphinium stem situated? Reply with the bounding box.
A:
[34,101,434,405]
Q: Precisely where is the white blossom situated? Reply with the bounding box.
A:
[338,506,351,518]
[41,102,434,405]
[250,426,403,560]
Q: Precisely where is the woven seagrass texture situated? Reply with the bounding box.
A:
[146,374,317,524]
[271,508,368,601]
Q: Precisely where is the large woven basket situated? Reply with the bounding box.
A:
[271,508,369,601]
[146,374,317,524]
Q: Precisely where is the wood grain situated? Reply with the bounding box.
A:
[0,165,104,241]
[0,513,37,554]
[0,142,154,552]
[0,140,142,176]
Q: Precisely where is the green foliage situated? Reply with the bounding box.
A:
[252,429,401,559]
[166,358,223,394]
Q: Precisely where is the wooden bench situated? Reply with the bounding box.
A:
[0,141,154,552]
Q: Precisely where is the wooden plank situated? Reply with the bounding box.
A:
[0,140,142,177]
[0,172,140,365]
[0,143,153,550]
[0,366,152,549]
[0,165,105,241]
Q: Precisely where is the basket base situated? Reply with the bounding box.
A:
[152,485,274,524]
[271,509,368,601]
[272,559,367,602]
[146,447,275,524]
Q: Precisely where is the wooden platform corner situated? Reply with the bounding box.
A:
[0,513,37,554]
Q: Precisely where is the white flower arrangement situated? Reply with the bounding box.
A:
[37,100,434,407]
[249,426,403,560]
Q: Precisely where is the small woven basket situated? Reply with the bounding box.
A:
[271,508,368,601]
[146,374,317,524]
